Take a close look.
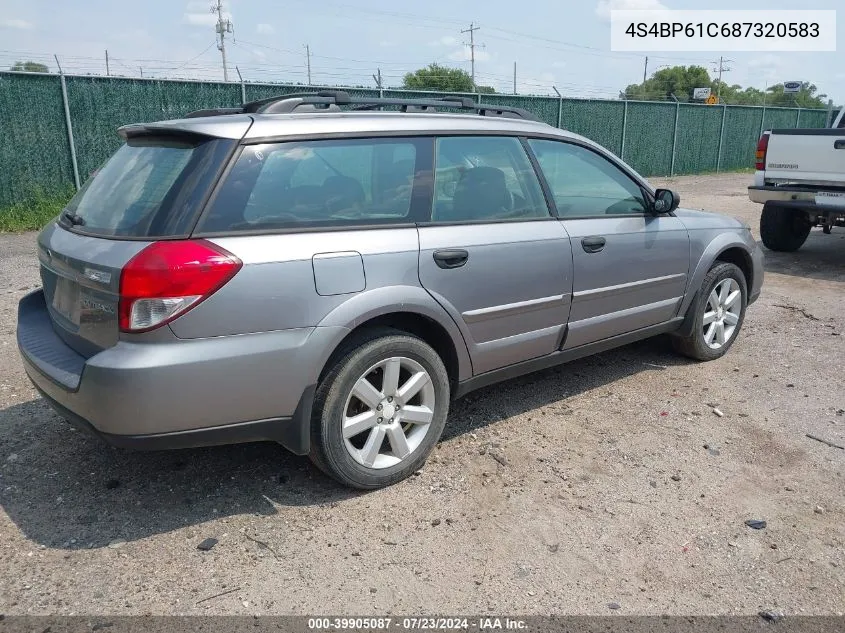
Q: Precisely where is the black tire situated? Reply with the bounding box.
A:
[671,262,748,361]
[760,203,811,252]
[823,224,832,234]
[309,327,450,489]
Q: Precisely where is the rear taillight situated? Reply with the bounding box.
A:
[119,240,242,332]
[755,133,769,170]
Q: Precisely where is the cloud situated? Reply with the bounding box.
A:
[551,61,567,69]
[256,23,274,35]
[379,40,397,48]
[448,47,491,62]
[183,1,230,27]
[428,35,458,47]
[596,0,668,21]
[0,18,34,29]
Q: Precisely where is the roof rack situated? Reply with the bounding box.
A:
[185,90,539,122]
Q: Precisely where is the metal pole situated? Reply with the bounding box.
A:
[553,86,562,129]
[759,106,766,136]
[236,66,245,103]
[620,99,628,160]
[55,55,81,190]
[670,100,680,176]
[105,49,110,76]
[716,104,727,172]
[826,99,834,127]
[795,107,802,128]
[513,61,516,95]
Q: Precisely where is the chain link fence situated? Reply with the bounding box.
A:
[0,71,833,211]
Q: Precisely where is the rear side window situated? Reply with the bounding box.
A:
[61,136,233,238]
[198,138,427,233]
[430,136,549,223]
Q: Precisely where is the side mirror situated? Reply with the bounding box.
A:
[653,189,680,214]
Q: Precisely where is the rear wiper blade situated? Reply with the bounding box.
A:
[62,210,85,226]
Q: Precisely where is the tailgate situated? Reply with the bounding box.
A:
[38,223,148,357]
[766,129,845,187]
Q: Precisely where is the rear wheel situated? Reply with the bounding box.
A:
[310,328,450,489]
[671,262,747,361]
[760,203,811,252]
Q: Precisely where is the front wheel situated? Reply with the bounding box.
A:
[309,328,450,489]
[671,262,747,361]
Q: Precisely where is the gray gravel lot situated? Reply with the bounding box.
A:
[0,173,843,616]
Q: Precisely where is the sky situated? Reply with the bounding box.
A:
[0,0,842,104]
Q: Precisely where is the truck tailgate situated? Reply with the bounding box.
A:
[766,129,845,187]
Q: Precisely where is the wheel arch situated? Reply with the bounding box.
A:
[676,236,755,338]
[314,286,473,390]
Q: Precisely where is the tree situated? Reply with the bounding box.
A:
[402,63,495,94]
[623,65,711,101]
[10,60,49,73]
[623,65,828,107]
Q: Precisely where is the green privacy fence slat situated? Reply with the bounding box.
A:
[719,106,764,171]
[800,109,828,128]
[673,103,723,175]
[560,99,625,156]
[0,71,831,210]
[763,106,800,131]
[0,73,74,204]
[623,101,677,177]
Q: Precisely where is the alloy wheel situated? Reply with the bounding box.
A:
[342,356,436,469]
[702,278,741,350]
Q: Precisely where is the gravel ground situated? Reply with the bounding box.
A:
[0,173,843,616]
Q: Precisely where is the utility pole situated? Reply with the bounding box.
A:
[513,61,517,95]
[211,0,233,82]
[643,56,648,83]
[461,22,481,86]
[139,67,143,78]
[712,55,733,103]
[305,44,312,85]
[105,50,110,76]
[372,68,382,89]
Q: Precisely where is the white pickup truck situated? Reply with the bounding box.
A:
[748,108,845,251]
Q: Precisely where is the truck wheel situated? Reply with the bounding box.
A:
[309,328,450,489]
[823,224,832,234]
[671,262,747,361]
[760,203,811,252]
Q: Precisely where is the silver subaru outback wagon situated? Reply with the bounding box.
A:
[17,91,763,489]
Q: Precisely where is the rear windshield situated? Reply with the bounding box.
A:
[60,135,233,238]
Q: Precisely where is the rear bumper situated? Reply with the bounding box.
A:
[748,185,845,211]
[17,290,346,454]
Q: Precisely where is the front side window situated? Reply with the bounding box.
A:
[528,139,648,217]
[198,138,422,232]
[430,136,549,223]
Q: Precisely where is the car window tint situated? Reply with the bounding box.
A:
[528,139,647,217]
[430,136,549,223]
[198,138,420,232]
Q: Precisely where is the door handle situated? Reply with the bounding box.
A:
[581,236,606,253]
[433,249,469,269]
[834,140,845,150]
